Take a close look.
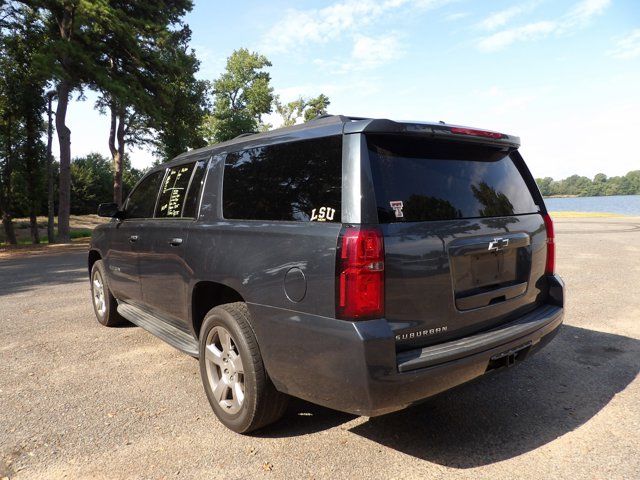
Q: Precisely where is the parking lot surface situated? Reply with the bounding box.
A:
[1,217,639,479]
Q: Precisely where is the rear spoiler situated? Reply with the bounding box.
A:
[343,118,521,149]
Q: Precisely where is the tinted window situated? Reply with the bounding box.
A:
[367,135,539,223]
[223,136,342,222]
[156,164,195,218]
[183,160,208,218]
[125,170,164,219]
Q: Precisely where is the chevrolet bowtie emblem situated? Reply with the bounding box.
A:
[488,237,509,252]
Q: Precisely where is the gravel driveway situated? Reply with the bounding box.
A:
[1,217,639,479]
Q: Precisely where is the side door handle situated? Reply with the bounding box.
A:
[169,237,183,247]
[129,235,139,243]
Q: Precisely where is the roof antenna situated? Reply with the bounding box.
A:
[438,120,445,125]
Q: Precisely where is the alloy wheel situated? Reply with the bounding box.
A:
[204,326,245,414]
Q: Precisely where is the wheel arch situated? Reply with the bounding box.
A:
[88,249,102,275]
[191,280,245,339]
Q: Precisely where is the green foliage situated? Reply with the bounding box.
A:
[274,93,331,127]
[274,97,306,128]
[70,152,142,214]
[303,94,331,122]
[202,49,274,143]
[0,4,48,242]
[536,171,640,197]
[93,1,203,152]
[152,28,210,161]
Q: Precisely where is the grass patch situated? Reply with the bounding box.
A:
[7,228,92,246]
[0,215,105,246]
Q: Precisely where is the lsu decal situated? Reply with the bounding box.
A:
[310,207,336,222]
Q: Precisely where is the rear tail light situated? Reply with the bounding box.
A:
[543,213,555,274]
[450,126,504,139]
[336,226,384,320]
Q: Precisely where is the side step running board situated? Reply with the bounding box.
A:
[117,303,199,357]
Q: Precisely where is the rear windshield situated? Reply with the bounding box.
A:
[367,135,539,223]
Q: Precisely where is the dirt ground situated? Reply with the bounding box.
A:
[1,216,638,479]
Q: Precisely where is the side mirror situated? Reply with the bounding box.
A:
[97,202,123,219]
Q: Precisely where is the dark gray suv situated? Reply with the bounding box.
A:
[89,115,564,433]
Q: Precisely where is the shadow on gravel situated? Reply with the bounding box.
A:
[257,398,357,438]
[0,250,87,296]
[348,325,639,468]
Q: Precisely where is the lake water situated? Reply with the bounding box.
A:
[544,195,640,216]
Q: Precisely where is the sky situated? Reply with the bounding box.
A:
[55,0,640,180]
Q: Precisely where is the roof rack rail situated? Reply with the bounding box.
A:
[233,132,257,140]
[309,113,370,123]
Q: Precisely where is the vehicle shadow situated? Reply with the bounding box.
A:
[262,325,638,467]
[0,250,88,296]
[258,397,357,438]
[348,325,639,468]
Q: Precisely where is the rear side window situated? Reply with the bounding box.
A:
[182,160,208,218]
[125,170,164,219]
[367,135,539,223]
[223,136,342,222]
[156,164,195,218]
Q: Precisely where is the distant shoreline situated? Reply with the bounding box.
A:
[543,193,640,199]
[543,194,579,198]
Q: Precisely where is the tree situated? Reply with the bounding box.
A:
[202,49,273,143]
[0,86,18,244]
[70,153,112,215]
[94,1,196,206]
[535,171,640,197]
[20,0,104,242]
[535,177,554,197]
[20,1,197,238]
[0,3,47,244]
[303,94,330,122]
[152,27,209,161]
[70,152,143,214]
[274,96,305,128]
[274,93,331,127]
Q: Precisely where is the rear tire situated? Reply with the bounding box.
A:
[199,302,289,433]
[90,260,124,327]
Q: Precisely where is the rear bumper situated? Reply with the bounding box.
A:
[250,275,564,417]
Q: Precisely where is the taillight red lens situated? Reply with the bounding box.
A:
[336,226,384,320]
[543,213,555,274]
[450,127,504,139]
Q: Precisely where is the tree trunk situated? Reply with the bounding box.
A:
[109,104,125,208]
[25,107,40,244]
[46,93,55,243]
[1,214,17,245]
[56,80,72,243]
[1,115,17,245]
[54,5,75,244]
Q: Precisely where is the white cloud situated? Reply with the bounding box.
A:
[565,0,611,26]
[478,1,541,31]
[351,34,404,68]
[310,33,404,73]
[609,29,640,60]
[444,12,469,22]
[476,0,611,52]
[478,21,557,52]
[262,0,450,54]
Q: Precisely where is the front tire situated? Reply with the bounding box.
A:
[90,260,124,327]
[199,302,289,433]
